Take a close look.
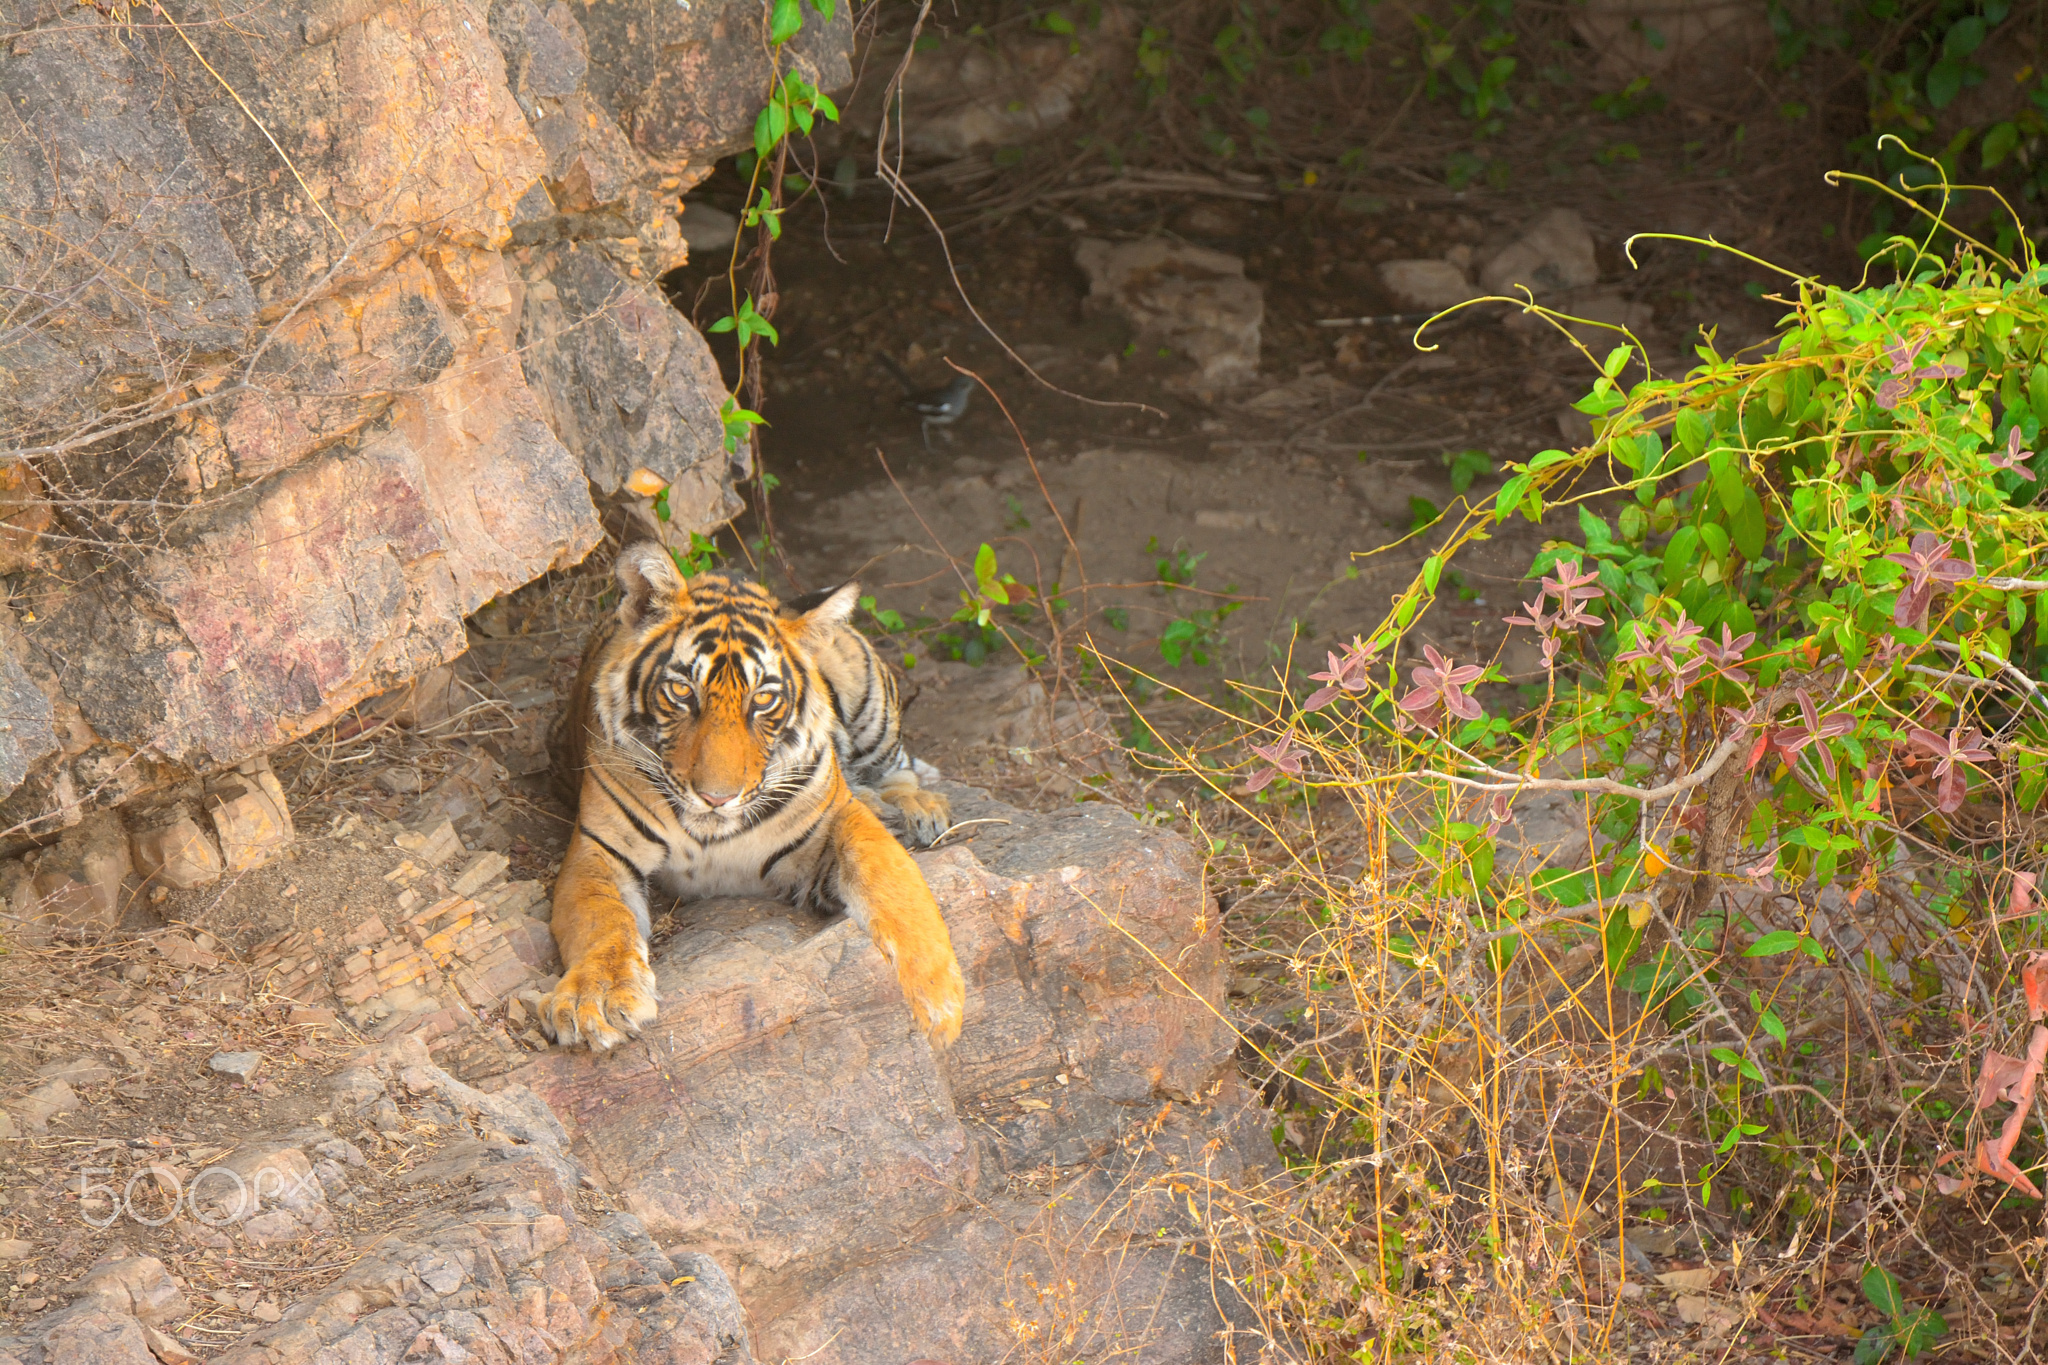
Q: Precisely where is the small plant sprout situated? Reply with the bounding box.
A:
[1241,734,1307,794]
[1394,645,1484,731]
[1988,423,2036,482]
[1302,637,1378,711]
[1905,724,1994,813]
[1883,532,1971,630]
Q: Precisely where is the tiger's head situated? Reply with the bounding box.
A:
[593,544,853,826]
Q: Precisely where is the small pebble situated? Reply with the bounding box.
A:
[376,769,424,796]
[208,1051,262,1083]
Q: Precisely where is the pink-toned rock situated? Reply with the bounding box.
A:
[0,0,774,839]
[203,758,295,874]
[130,813,224,891]
[11,811,133,937]
[501,785,1273,1358]
[73,1255,188,1324]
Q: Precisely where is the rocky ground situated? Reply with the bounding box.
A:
[0,564,1287,1362]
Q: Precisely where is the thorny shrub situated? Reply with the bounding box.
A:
[1163,166,2048,1358]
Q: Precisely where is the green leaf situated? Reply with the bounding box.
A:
[1408,496,1441,532]
[1732,487,1766,560]
[1861,1264,1905,1319]
[1746,930,1800,956]
[1983,120,2020,170]
[1663,525,1699,583]
[1602,344,1632,378]
[1447,448,1493,493]
[1674,407,1711,456]
[1576,503,1613,545]
[1758,1007,1787,1046]
[1423,556,1443,593]
[1942,15,1985,58]
[1925,57,1963,109]
[1898,1308,1947,1357]
[769,0,802,45]
[974,542,998,584]
[1852,1326,1895,1365]
[1532,867,1589,905]
[1603,901,1644,976]
[1494,473,1532,522]
[707,315,738,334]
[1708,447,1746,516]
[1573,385,1625,416]
[1710,1045,1765,1083]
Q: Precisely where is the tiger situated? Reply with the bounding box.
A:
[538,543,963,1053]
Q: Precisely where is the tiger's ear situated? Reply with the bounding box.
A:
[615,543,688,627]
[781,580,860,645]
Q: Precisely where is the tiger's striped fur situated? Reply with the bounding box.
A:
[539,545,963,1052]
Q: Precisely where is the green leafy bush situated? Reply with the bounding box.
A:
[1237,176,2048,1189]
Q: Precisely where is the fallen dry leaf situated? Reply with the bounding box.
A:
[1658,1267,1717,1292]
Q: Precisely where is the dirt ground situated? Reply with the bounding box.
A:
[663,140,1828,772]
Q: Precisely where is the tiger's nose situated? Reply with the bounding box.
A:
[698,788,738,807]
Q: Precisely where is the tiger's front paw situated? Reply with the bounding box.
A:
[539,940,658,1052]
[885,786,951,848]
[893,927,964,1049]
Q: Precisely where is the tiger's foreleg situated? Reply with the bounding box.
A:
[832,798,965,1047]
[539,819,660,1052]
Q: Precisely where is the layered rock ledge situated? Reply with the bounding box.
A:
[0,0,802,843]
[0,786,1275,1362]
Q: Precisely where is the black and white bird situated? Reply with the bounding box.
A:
[877,353,974,449]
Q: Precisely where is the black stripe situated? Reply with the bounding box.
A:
[760,810,828,879]
[626,628,678,703]
[580,825,654,885]
[588,769,665,849]
[817,670,844,726]
[780,583,844,616]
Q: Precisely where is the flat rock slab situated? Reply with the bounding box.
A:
[499,785,1275,1359]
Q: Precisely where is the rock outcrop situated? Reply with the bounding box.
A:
[0,0,800,843]
[498,783,1275,1362]
[0,1039,756,1365]
[0,783,1271,1361]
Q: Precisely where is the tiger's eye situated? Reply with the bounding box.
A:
[662,677,693,707]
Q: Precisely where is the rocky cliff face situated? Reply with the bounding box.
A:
[0,0,784,843]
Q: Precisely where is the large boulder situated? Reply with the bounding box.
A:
[496,784,1276,1361]
[0,0,821,841]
